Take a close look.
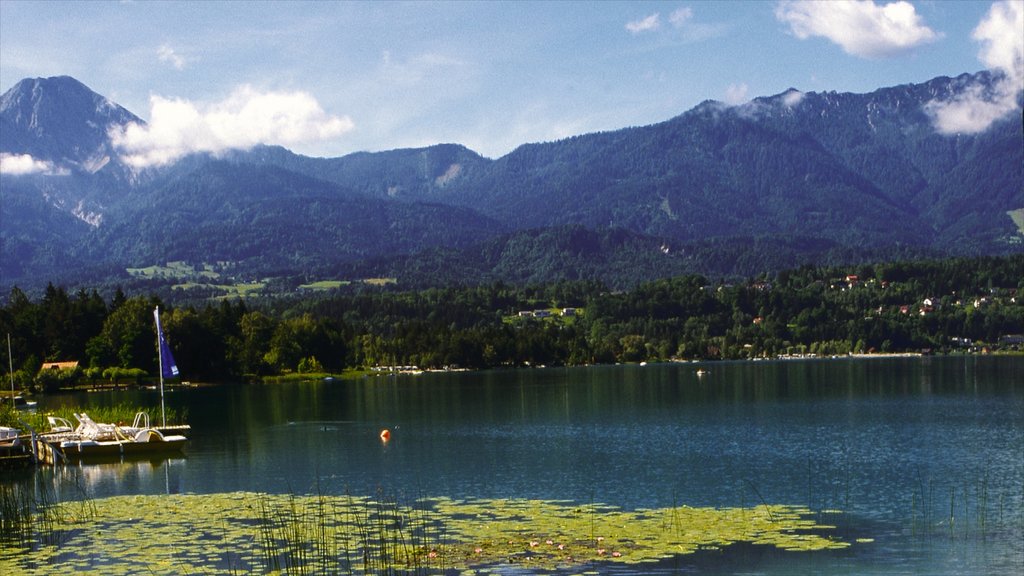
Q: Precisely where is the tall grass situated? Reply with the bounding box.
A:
[906,471,1014,539]
[0,484,33,549]
[0,479,96,556]
[253,490,443,575]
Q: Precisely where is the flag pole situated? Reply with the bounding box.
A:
[7,333,14,410]
[155,307,166,428]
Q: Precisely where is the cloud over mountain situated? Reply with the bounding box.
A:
[109,86,354,167]
[775,0,938,59]
[0,152,63,175]
[926,0,1024,135]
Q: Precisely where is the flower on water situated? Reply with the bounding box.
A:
[597,548,606,555]
[612,551,622,558]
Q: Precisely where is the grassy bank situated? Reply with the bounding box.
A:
[0,403,186,432]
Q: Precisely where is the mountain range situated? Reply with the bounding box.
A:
[1,73,1021,296]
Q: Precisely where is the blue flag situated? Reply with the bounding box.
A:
[154,307,180,379]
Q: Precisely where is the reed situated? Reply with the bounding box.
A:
[252,490,440,575]
[0,484,33,549]
[743,479,775,523]
[902,470,1021,541]
[0,478,95,557]
[797,457,854,529]
[949,485,956,536]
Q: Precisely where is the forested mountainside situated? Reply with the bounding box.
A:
[1,72,1021,296]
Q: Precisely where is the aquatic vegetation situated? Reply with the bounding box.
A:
[0,485,34,549]
[0,482,94,556]
[0,491,853,574]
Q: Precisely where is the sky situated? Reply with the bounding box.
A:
[1,0,1022,167]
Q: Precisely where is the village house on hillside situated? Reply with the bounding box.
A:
[40,361,79,371]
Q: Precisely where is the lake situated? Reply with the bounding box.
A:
[4,356,1022,574]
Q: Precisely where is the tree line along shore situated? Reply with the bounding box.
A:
[2,255,1021,392]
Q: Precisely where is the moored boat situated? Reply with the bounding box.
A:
[38,412,188,463]
[13,395,37,411]
[0,426,21,447]
[33,309,191,464]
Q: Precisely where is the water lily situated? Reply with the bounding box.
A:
[1,492,855,575]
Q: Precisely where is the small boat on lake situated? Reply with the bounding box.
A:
[38,412,188,463]
[0,426,21,447]
[13,395,37,411]
[0,426,33,469]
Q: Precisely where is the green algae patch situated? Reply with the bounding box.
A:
[0,492,853,574]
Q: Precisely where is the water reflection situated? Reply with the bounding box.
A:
[8,356,1023,575]
[40,457,186,499]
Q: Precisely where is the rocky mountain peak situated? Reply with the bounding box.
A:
[0,76,142,172]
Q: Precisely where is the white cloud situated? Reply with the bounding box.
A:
[927,0,1023,134]
[669,7,694,28]
[109,86,355,167]
[157,44,186,70]
[974,0,1024,74]
[624,6,724,43]
[724,83,750,105]
[0,153,63,175]
[775,0,939,59]
[626,13,661,34]
[782,89,805,107]
[390,52,464,83]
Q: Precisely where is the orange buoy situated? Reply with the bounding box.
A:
[380,429,391,442]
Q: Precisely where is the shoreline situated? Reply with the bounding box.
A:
[24,350,1022,393]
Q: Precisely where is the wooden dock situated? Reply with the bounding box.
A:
[0,435,36,469]
[1,424,192,468]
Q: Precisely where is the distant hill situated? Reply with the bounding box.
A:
[1,72,1020,296]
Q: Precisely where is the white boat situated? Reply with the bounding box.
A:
[41,412,187,462]
[0,426,21,447]
[13,395,37,411]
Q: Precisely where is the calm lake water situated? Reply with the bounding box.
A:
[12,356,1024,574]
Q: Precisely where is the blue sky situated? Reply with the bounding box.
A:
[1,1,1021,164]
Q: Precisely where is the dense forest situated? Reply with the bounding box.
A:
[2,255,1021,391]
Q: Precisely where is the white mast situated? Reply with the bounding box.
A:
[7,334,14,410]
[155,307,167,428]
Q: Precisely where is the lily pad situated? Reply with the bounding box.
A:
[0,492,855,574]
